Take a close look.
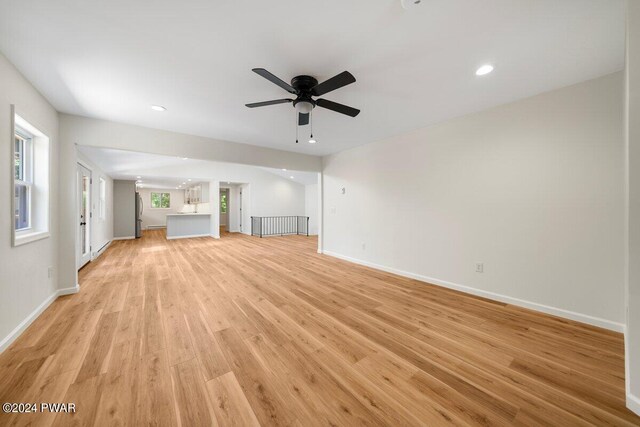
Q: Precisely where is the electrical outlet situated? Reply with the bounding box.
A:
[475,263,484,273]
[48,266,53,279]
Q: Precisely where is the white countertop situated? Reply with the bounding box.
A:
[166,213,212,216]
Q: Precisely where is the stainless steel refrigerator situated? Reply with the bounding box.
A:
[135,192,143,238]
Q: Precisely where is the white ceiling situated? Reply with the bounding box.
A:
[0,0,625,156]
[78,145,317,187]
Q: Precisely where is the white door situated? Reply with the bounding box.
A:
[77,164,92,269]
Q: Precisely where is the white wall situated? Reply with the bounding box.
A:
[626,1,640,415]
[138,187,185,228]
[77,151,113,255]
[0,52,62,351]
[113,180,136,239]
[59,114,321,172]
[305,183,319,235]
[323,72,625,330]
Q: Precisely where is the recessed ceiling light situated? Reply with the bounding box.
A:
[290,176,294,179]
[181,157,188,160]
[182,182,186,185]
[282,168,287,171]
[136,176,141,179]
[475,64,494,76]
[151,105,166,112]
[187,179,192,182]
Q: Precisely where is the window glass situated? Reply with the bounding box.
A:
[14,135,24,181]
[14,183,29,230]
[220,193,227,213]
[151,192,170,208]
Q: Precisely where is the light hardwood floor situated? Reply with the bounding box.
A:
[1,230,638,426]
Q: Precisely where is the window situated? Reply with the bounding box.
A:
[14,131,32,230]
[220,193,227,214]
[99,178,106,220]
[12,108,50,246]
[151,192,170,208]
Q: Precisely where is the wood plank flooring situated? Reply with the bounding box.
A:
[0,229,638,426]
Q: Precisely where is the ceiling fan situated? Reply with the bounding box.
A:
[246,68,360,133]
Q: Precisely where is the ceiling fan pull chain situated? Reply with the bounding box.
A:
[310,109,313,139]
[295,113,299,143]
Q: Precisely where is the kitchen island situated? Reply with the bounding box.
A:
[166,213,212,239]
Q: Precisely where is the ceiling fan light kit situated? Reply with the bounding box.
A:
[246,68,360,144]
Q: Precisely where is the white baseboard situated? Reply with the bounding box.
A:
[322,250,624,333]
[112,236,135,241]
[628,393,640,416]
[0,284,81,353]
[166,233,212,240]
[58,284,80,296]
[92,240,111,260]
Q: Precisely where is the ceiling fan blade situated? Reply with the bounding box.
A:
[252,68,296,94]
[298,112,310,126]
[316,98,360,117]
[245,99,293,108]
[311,71,356,96]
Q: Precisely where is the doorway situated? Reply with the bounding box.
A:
[77,163,92,269]
[220,188,229,234]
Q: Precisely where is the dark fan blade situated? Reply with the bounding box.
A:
[311,71,356,96]
[245,99,293,108]
[316,98,360,117]
[298,112,310,126]
[252,68,296,94]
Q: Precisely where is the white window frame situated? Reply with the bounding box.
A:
[11,107,51,247]
[150,192,171,209]
[14,129,33,231]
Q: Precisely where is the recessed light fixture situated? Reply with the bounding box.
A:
[181,157,188,160]
[182,182,186,185]
[475,64,494,76]
[282,168,287,171]
[151,105,166,112]
[187,179,192,182]
[290,176,294,179]
[136,176,141,179]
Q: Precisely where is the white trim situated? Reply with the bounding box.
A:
[628,393,640,416]
[92,240,111,260]
[166,233,212,240]
[112,236,135,240]
[322,250,625,333]
[14,230,50,246]
[58,284,80,296]
[0,284,80,353]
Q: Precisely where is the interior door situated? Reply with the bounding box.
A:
[77,163,92,269]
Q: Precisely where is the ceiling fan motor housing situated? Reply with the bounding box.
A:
[401,0,421,10]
